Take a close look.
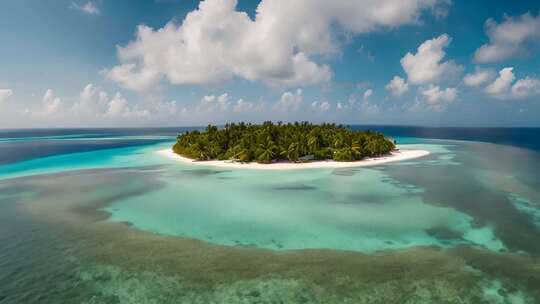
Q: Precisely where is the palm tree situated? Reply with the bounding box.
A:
[206,142,221,159]
[256,140,277,163]
[307,134,319,154]
[332,134,345,149]
[231,144,250,162]
[350,140,362,160]
[281,142,299,162]
[190,143,209,160]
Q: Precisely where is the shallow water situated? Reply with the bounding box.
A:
[1,128,540,303]
[104,159,505,253]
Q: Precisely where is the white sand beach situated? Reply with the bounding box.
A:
[158,147,430,170]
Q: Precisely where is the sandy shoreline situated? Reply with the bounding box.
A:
[158,147,430,170]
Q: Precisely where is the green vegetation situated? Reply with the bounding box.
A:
[173,122,395,163]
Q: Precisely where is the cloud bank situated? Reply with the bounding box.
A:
[485,67,540,100]
[107,0,444,91]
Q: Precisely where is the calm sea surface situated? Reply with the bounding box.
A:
[1,126,539,303]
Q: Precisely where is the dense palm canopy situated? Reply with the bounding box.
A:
[173,122,395,163]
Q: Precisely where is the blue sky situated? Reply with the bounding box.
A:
[0,0,539,127]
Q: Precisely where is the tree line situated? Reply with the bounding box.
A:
[173,121,395,163]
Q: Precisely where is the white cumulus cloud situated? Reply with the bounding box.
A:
[197,93,231,112]
[71,84,150,118]
[417,85,457,111]
[385,76,408,97]
[420,85,456,104]
[463,68,496,87]
[485,67,515,98]
[400,34,462,85]
[42,89,62,114]
[107,0,445,91]
[511,77,540,99]
[474,11,540,63]
[72,83,109,115]
[311,101,331,112]
[486,67,540,100]
[275,89,303,112]
[105,93,150,118]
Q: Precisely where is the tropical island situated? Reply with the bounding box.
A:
[173,122,395,163]
[160,122,430,169]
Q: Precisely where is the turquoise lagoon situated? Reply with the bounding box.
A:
[104,155,505,253]
[1,130,540,303]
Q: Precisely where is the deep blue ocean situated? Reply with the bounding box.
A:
[361,126,540,152]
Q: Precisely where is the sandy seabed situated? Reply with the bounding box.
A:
[158,147,430,170]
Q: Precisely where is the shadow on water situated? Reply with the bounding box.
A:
[272,183,318,191]
[166,168,231,179]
